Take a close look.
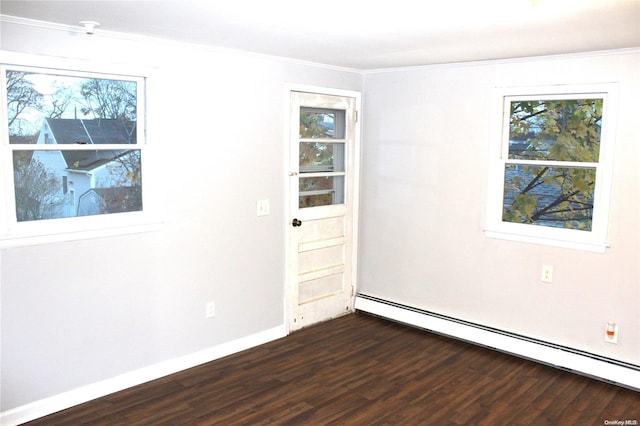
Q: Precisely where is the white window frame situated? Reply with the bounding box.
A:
[0,51,160,247]
[484,83,618,253]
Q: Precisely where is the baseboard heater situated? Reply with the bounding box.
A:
[355,293,640,391]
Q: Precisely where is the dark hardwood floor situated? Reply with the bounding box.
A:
[25,313,640,425]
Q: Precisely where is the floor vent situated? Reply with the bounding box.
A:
[355,293,640,391]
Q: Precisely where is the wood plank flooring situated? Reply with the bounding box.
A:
[25,313,640,425]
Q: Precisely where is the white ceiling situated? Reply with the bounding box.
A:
[1,0,639,70]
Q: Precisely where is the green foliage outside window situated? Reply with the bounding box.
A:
[299,110,341,208]
[502,98,603,230]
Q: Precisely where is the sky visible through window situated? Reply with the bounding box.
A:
[4,68,141,221]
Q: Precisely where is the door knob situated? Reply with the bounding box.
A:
[292,218,302,227]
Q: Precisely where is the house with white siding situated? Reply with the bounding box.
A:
[30,118,140,218]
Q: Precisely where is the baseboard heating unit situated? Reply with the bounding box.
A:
[354,294,640,391]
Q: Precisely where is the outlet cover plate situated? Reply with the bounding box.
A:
[257,199,270,216]
[206,301,215,318]
[605,324,618,344]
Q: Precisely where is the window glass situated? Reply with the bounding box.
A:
[503,164,596,230]
[298,106,347,209]
[13,149,142,222]
[502,97,602,231]
[299,176,345,208]
[6,71,137,144]
[300,109,345,139]
[485,84,617,252]
[508,99,602,162]
[300,142,345,172]
[3,67,143,224]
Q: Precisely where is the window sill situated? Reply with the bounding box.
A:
[483,229,609,253]
[0,220,162,249]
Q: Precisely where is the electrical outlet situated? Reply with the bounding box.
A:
[605,322,618,344]
[256,199,270,216]
[541,265,553,283]
[205,301,215,318]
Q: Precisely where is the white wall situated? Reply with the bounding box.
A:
[359,51,640,365]
[0,21,362,411]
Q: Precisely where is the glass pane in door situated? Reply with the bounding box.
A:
[300,142,345,173]
[300,108,345,139]
[299,176,345,208]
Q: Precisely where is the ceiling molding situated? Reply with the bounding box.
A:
[363,47,640,74]
[0,14,363,74]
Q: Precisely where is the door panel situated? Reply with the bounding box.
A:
[299,216,344,243]
[298,244,344,275]
[288,90,359,331]
[298,273,344,304]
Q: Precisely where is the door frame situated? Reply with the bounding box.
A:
[283,84,362,334]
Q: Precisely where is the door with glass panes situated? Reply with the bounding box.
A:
[288,90,359,332]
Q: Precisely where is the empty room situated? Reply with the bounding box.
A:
[1,0,639,424]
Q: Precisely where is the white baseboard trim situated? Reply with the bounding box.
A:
[355,294,640,391]
[1,325,287,426]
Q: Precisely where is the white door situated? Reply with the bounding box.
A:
[287,90,359,332]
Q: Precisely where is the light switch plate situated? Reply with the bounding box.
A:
[541,265,553,283]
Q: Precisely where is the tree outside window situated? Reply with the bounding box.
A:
[3,68,143,222]
[485,84,617,252]
[298,108,345,208]
[502,98,603,231]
